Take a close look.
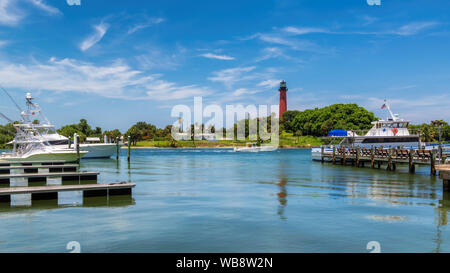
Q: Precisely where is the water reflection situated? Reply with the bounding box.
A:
[276,158,288,220]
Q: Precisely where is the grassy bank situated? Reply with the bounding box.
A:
[134,134,324,148]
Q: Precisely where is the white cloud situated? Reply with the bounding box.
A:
[199,53,235,61]
[258,79,280,89]
[393,21,438,36]
[79,22,109,51]
[28,0,62,15]
[0,40,9,47]
[128,17,165,34]
[0,0,23,26]
[282,26,328,35]
[0,57,210,101]
[208,66,256,88]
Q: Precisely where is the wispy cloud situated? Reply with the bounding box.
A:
[79,22,109,51]
[258,79,280,89]
[128,17,165,34]
[282,26,328,35]
[0,57,209,101]
[0,0,23,26]
[27,0,62,16]
[392,21,438,36]
[208,66,257,88]
[199,53,235,61]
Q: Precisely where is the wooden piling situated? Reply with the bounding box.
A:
[431,150,437,176]
[356,147,361,168]
[75,134,80,164]
[371,147,375,169]
[321,146,325,163]
[116,137,119,160]
[127,136,131,163]
[387,149,393,171]
[332,146,336,164]
[409,149,415,173]
[342,147,347,166]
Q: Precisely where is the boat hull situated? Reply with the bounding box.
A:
[78,143,117,159]
[0,151,87,163]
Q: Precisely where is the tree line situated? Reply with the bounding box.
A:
[0,104,449,149]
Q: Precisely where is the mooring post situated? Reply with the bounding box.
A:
[342,147,347,166]
[321,146,325,163]
[74,133,80,164]
[127,136,131,163]
[371,147,375,169]
[356,147,360,167]
[409,149,415,173]
[332,146,336,164]
[116,137,119,160]
[431,149,437,176]
[387,149,393,171]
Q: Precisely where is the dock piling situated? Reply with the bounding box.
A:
[409,149,416,173]
[116,137,119,160]
[321,146,325,163]
[127,136,131,163]
[371,147,375,169]
[431,150,437,176]
[74,133,80,164]
[332,146,336,164]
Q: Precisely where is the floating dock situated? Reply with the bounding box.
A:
[0,159,136,207]
[0,183,136,203]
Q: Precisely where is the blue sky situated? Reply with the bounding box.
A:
[0,0,449,131]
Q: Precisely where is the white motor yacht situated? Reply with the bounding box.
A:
[312,101,424,161]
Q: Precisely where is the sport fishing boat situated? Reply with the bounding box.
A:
[234,143,278,153]
[0,94,87,163]
[5,93,117,159]
[311,100,423,161]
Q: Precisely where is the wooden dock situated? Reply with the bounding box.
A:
[319,146,441,175]
[0,159,136,207]
[0,183,136,203]
[0,171,99,184]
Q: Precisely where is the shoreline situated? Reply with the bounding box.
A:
[122,146,315,149]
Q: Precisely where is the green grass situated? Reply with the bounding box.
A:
[134,136,323,148]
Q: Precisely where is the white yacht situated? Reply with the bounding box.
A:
[22,93,118,159]
[312,101,422,161]
[0,94,87,163]
[1,93,117,160]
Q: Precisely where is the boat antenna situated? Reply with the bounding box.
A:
[0,84,23,114]
[384,99,398,121]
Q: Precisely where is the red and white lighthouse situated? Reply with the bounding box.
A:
[279,80,288,118]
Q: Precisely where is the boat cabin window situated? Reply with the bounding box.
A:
[48,140,69,145]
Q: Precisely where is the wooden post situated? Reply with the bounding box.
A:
[371,147,375,169]
[75,133,80,164]
[127,136,131,163]
[332,146,336,164]
[342,147,347,166]
[116,137,119,160]
[444,180,450,192]
[356,147,361,168]
[431,149,436,176]
[387,149,392,171]
[408,149,415,173]
[321,146,325,163]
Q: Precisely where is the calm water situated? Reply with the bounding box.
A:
[0,148,448,253]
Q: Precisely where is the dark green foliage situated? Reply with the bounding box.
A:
[284,104,378,137]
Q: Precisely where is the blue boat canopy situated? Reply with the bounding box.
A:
[328,129,348,137]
